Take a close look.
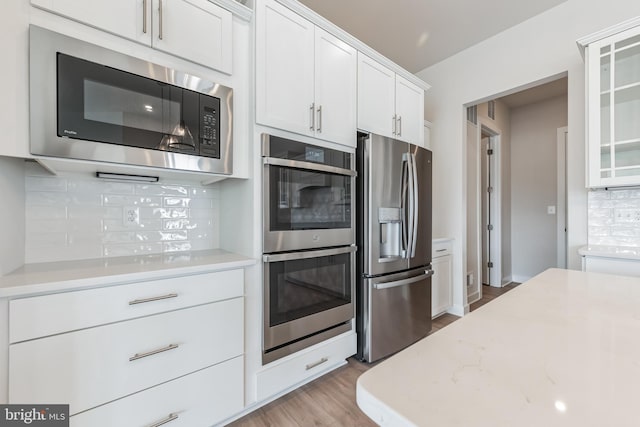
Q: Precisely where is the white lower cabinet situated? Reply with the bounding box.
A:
[7,268,246,423]
[432,240,453,318]
[70,356,244,427]
[256,331,356,402]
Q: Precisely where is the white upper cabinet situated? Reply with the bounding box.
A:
[314,28,357,147]
[357,53,396,138]
[31,0,233,73]
[256,0,357,147]
[395,75,425,145]
[581,21,640,187]
[358,53,425,145]
[256,0,315,138]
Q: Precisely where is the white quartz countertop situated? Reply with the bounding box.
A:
[356,268,640,426]
[0,249,255,298]
[578,244,640,260]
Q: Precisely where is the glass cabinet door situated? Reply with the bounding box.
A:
[589,26,640,186]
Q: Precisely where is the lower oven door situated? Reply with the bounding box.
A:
[263,246,356,356]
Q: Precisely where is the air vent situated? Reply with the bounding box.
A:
[467,105,477,124]
[488,100,496,120]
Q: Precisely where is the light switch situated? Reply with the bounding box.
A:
[547,205,556,215]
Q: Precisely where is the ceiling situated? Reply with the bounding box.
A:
[499,77,568,108]
[297,0,568,73]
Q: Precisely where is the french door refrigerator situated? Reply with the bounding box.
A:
[356,132,433,363]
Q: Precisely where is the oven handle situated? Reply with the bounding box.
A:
[263,157,357,177]
[263,246,356,263]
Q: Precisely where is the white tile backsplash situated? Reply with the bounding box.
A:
[25,170,221,263]
[588,189,640,247]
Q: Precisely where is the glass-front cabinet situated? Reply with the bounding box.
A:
[582,21,640,187]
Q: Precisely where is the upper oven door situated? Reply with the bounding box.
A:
[262,135,356,253]
[30,25,233,175]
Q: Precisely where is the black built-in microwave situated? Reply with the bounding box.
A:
[30,25,233,175]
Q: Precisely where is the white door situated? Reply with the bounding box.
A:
[256,0,315,136]
[395,75,424,145]
[314,28,357,147]
[31,0,152,45]
[152,0,232,73]
[357,53,395,138]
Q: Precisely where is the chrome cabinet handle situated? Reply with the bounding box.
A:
[392,114,397,135]
[436,248,447,252]
[398,116,402,137]
[143,0,148,34]
[316,105,322,133]
[129,343,179,361]
[147,413,179,427]
[158,0,164,40]
[129,293,178,305]
[309,103,315,131]
[306,357,328,370]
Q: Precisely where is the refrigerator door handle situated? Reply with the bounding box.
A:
[410,153,419,258]
[373,270,433,290]
[406,152,416,259]
[401,153,409,258]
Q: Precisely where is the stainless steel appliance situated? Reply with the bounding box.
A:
[356,132,433,363]
[262,246,355,364]
[29,25,233,175]
[262,134,356,364]
[262,134,356,253]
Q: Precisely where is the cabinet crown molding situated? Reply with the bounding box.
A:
[576,15,640,55]
[211,0,253,21]
[274,0,430,91]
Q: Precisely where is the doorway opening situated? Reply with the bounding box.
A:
[465,76,568,307]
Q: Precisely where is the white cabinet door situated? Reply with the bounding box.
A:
[152,0,232,73]
[585,24,640,187]
[357,53,395,138]
[432,255,452,318]
[256,0,315,136]
[395,75,425,145]
[314,28,357,147]
[31,0,151,45]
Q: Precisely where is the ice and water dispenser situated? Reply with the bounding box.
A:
[378,207,403,259]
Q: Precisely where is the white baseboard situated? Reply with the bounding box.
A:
[511,275,533,284]
[502,275,513,285]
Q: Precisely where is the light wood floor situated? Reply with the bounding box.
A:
[229,283,519,426]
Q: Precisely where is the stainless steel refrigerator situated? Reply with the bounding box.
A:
[356,132,433,363]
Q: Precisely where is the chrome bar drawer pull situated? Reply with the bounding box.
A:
[147,413,179,427]
[129,293,178,305]
[305,357,328,370]
[129,344,179,361]
[143,0,148,34]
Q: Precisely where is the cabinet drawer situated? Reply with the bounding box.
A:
[9,299,243,415]
[10,269,243,343]
[70,356,244,427]
[256,331,355,401]
[432,240,452,258]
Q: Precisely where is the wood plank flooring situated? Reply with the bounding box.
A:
[228,283,519,426]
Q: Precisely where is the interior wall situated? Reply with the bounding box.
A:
[416,0,640,311]
[0,158,25,275]
[510,95,568,281]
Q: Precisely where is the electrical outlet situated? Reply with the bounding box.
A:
[123,206,140,228]
[547,205,556,215]
[467,273,474,286]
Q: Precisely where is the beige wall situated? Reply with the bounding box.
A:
[416,0,640,311]
[510,95,568,281]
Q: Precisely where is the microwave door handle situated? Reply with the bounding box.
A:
[410,153,419,258]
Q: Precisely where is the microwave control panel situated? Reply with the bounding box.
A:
[200,97,221,158]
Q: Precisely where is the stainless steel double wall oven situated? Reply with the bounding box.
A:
[262,134,356,363]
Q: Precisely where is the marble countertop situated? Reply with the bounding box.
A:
[357,268,640,426]
[0,249,255,298]
[578,245,640,260]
